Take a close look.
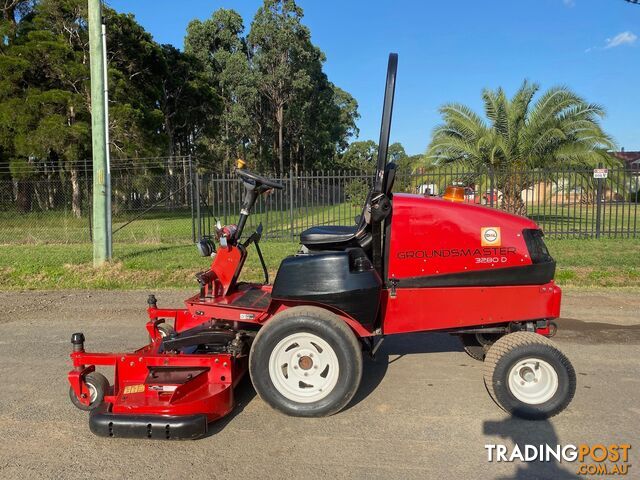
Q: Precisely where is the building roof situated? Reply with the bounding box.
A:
[612,151,640,168]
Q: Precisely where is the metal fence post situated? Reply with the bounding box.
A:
[595,163,603,239]
[195,167,201,241]
[85,157,93,241]
[189,155,195,243]
[289,168,295,241]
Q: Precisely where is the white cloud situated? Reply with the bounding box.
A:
[563,0,575,7]
[604,31,637,49]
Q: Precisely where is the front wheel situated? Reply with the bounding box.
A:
[249,306,362,417]
[483,332,576,420]
[69,372,109,411]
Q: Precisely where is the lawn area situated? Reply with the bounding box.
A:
[546,238,640,287]
[0,241,299,289]
[0,202,362,244]
[527,203,640,237]
[0,238,638,290]
[2,201,638,245]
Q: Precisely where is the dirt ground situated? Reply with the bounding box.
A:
[0,289,638,480]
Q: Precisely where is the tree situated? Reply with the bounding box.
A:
[104,8,167,159]
[0,0,217,215]
[248,0,314,174]
[337,140,378,171]
[157,45,218,158]
[0,0,33,47]
[0,0,92,215]
[426,81,616,214]
[387,142,407,164]
[185,9,253,171]
[0,0,361,209]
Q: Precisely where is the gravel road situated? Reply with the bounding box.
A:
[0,289,638,479]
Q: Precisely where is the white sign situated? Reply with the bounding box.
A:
[593,168,608,179]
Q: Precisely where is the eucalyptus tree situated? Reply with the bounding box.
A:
[426,81,616,213]
[186,9,253,171]
[248,0,315,174]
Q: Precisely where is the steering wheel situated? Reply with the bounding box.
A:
[236,168,284,190]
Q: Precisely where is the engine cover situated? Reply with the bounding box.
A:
[387,194,554,286]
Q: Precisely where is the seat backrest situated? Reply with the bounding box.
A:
[382,162,397,197]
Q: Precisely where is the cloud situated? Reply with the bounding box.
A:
[563,0,575,7]
[585,31,637,53]
[604,31,637,49]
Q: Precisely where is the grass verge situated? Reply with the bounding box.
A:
[0,238,638,290]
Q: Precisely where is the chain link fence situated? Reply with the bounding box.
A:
[0,156,197,244]
[1,159,638,245]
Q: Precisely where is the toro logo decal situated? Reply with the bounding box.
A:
[481,227,501,247]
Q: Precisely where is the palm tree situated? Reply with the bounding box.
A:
[426,81,616,214]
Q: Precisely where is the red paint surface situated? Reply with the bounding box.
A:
[382,282,562,334]
[388,194,539,278]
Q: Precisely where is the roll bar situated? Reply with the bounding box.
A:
[373,53,398,194]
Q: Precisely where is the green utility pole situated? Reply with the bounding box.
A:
[88,0,111,265]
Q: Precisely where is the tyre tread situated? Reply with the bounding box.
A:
[249,306,362,417]
[483,332,574,419]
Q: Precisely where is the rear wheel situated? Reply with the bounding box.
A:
[459,332,503,361]
[483,332,576,420]
[69,372,109,411]
[249,306,362,417]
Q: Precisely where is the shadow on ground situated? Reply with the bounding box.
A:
[484,417,579,479]
[204,375,257,437]
[348,332,464,410]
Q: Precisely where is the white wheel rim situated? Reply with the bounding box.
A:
[268,332,340,403]
[87,383,98,403]
[507,357,558,405]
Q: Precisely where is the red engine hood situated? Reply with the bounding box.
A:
[387,194,541,279]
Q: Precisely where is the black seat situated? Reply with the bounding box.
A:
[300,163,396,250]
[299,224,359,246]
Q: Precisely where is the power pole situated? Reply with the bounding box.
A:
[88,0,111,265]
[102,22,112,259]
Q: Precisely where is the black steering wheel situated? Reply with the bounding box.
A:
[236,168,284,190]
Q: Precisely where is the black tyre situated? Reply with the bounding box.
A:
[459,332,503,361]
[157,322,175,338]
[249,306,363,417]
[69,372,109,411]
[148,322,175,343]
[483,332,576,420]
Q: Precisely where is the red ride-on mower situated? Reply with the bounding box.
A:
[68,54,575,439]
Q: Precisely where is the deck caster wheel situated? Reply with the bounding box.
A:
[69,372,109,411]
[149,322,175,343]
[157,322,175,338]
[249,306,362,417]
[483,332,576,420]
[459,333,502,361]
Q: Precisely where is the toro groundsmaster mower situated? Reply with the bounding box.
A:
[68,54,576,439]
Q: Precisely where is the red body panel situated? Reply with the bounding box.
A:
[382,282,561,334]
[388,194,538,278]
[205,245,246,297]
[379,194,560,333]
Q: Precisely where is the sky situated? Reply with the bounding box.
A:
[107,0,639,156]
